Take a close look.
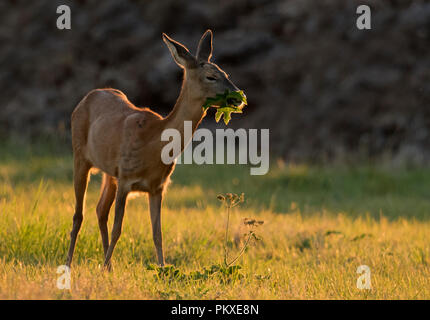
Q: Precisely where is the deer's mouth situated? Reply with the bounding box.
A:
[202,90,247,111]
[209,97,243,109]
[226,97,243,107]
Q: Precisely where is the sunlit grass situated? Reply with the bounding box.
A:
[0,140,429,299]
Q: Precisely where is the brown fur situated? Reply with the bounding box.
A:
[66,30,240,268]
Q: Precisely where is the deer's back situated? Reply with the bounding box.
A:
[71,88,163,178]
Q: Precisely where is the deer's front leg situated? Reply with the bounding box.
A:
[149,191,164,266]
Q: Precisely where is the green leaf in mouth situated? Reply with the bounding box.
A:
[202,90,247,125]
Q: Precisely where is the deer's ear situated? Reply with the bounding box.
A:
[196,29,213,62]
[162,33,196,69]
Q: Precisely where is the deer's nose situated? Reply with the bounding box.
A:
[226,78,240,92]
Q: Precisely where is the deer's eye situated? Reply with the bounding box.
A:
[206,76,217,82]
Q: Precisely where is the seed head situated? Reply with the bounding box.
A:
[217,194,226,201]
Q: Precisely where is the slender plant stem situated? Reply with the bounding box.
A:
[226,232,253,267]
[223,205,231,266]
[220,193,254,268]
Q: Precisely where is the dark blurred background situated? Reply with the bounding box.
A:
[0,0,429,163]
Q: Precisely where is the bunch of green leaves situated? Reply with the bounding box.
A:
[202,90,247,125]
[189,264,243,281]
[147,264,186,281]
[147,263,243,282]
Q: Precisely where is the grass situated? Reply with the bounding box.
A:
[0,139,430,299]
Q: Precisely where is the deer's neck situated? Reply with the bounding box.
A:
[163,73,206,150]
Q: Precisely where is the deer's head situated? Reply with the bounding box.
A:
[163,30,240,104]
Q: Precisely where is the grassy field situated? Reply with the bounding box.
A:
[0,140,430,299]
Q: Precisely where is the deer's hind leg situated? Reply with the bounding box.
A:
[66,156,91,267]
[103,182,129,269]
[96,173,117,258]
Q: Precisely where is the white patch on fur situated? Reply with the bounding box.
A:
[128,191,145,199]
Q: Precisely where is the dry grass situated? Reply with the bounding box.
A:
[0,140,429,299]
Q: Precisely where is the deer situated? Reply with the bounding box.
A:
[66,30,242,269]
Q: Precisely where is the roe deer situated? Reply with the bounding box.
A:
[66,30,241,269]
